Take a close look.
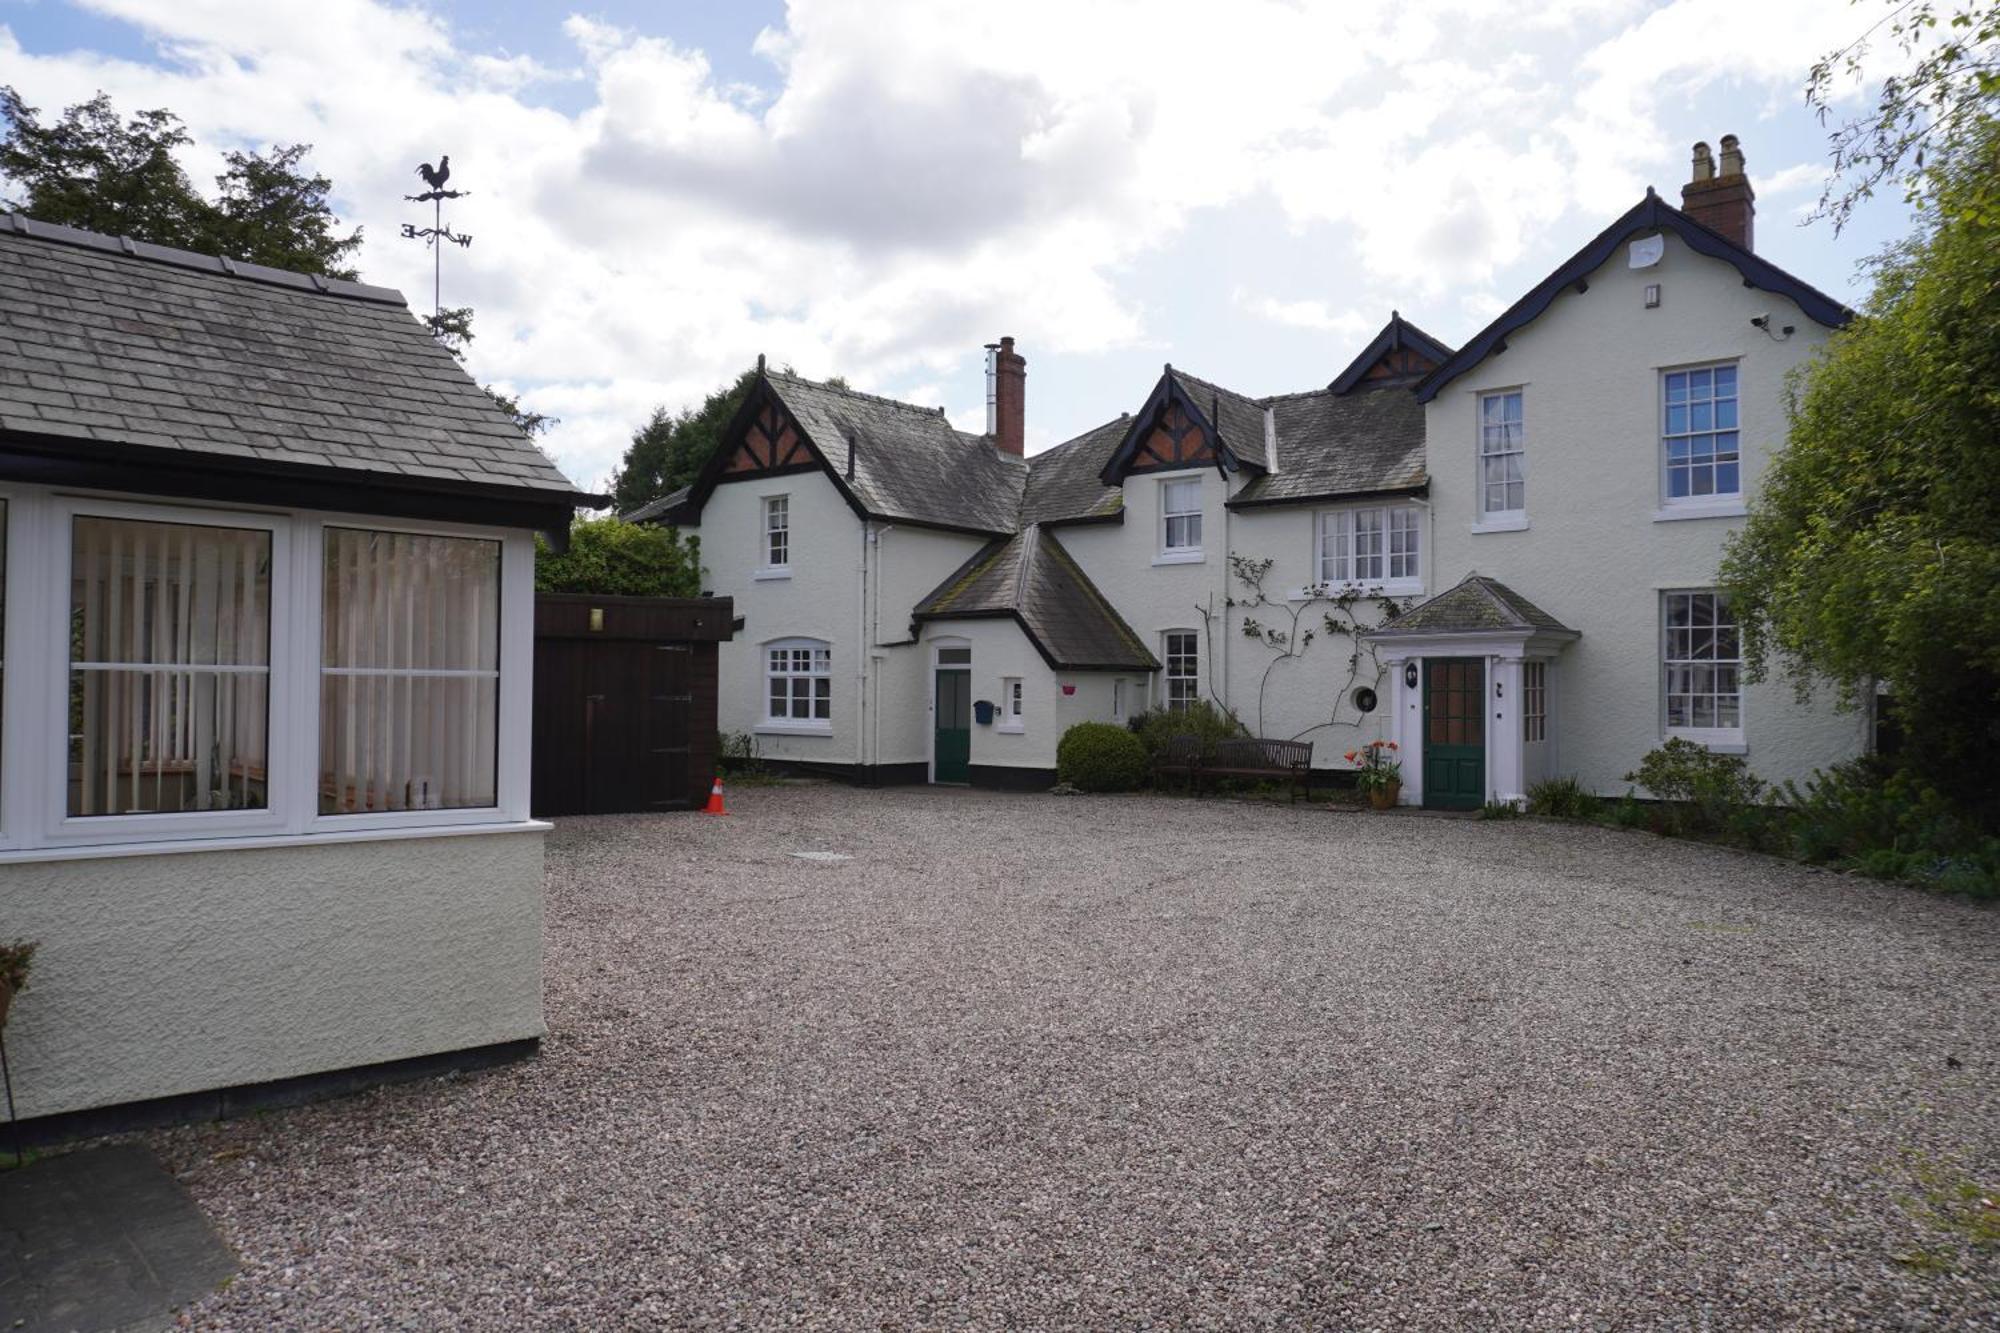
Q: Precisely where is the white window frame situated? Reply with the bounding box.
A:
[1474,388,1526,531]
[1155,475,1204,564]
[1112,678,1127,724]
[1661,589,1745,750]
[1523,660,1547,744]
[1659,362,1743,515]
[0,484,535,856]
[760,636,832,735]
[1163,629,1200,711]
[756,493,791,580]
[1312,504,1423,596]
[997,676,1024,733]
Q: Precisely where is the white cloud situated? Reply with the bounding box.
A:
[0,0,1884,492]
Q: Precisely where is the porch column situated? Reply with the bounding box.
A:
[1492,654,1525,803]
[1382,652,1421,807]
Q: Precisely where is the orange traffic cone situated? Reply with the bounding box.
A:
[702,775,728,816]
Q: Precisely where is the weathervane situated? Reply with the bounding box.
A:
[401,154,472,328]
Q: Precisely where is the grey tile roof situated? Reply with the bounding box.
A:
[0,214,584,496]
[765,370,1024,534]
[1231,384,1427,507]
[1169,368,1270,468]
[1021,416,1127,526]
[1369,574,1577,637]
[623,484,693,525]
[914,524,1159,671]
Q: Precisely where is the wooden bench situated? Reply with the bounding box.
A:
[1206,738,1315,803]
[1154,733,1206,793]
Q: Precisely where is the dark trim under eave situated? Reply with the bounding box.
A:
[1227,481,1429,511]
[1415,189,1854,404]
[0,430,593,541]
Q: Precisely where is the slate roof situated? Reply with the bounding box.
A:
[760,369,1025,534]
[914,524,1158,671]
[0,213,585,497]
[1020,416,1127,526]
[1168,368,1270,469]
[624,484,694,525]
[1368,574,1577,638]
[1230,384,1427,508]
[1417,189,1854,403]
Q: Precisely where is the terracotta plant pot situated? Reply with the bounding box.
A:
[1367,781,1401,811]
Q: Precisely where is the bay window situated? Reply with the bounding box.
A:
[320,529,500,814]
[1316,505,1421,591]
[69,516,272,816]
[0,487,531,854]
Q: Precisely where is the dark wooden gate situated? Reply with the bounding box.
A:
[531,595,734,817]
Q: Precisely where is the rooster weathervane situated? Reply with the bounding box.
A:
[401,154,472,328]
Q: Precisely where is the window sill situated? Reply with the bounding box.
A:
[0,818,552,866]
[1152,550,1205,566]
[753,567,793,581]
[755,721,832,737]
[1665,729,1746,754]
[1653,502,1746,522]
[995,723,1025,735]
[1470,515,1529,534]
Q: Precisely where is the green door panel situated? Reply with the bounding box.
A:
[934,669,971,784]
[1423,657,1485,810]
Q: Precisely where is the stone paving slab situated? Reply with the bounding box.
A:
[0,1143,236,1332]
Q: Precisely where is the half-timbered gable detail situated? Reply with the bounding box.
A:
[1327,311,1453,394]
[1096,367,1269,487]
[722,389,817,476]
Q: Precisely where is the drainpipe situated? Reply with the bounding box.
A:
[858,520,869,778]
[868,525,897,771]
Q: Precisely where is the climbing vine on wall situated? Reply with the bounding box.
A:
[1194,554,1410,741]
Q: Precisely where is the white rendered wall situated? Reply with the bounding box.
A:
[4,829,545,1119]
[1424,230,1867,793]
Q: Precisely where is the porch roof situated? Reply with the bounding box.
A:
[1367,574,1577,640]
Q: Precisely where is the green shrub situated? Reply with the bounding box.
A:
[1781,759,1998,898]
[1057,722,1150,792]
[1600,790,1650,831]
[1525,776,1598,820]
[1479,798,1521,820]
[1625,738,1769,838]
[1128,699,1245,761]
[535,516,702,597]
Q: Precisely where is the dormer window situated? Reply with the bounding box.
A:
[1158,478,1203,563]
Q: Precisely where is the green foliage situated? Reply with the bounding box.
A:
[1781,758,1998,897]
[534,516,702,597]
[1344,739,1403,794]
[0,938,34,994]
[1599,791,1651,832]
[0,87,360,276]
[1056,722,1150,793]
[1806,1,2000,230]
[1479,798,1522,820]
[1526,776,1599,820]
[1128,700,1246,761]
[608,367,848,515]
[1624,738,1771,839]
[1720,118,2000,816]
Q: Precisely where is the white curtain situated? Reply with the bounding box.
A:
[69,516,270,816]
[319,528,500,814]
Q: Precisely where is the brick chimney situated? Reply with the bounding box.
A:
[1680,134,1755,251]
[990,335,1025,457]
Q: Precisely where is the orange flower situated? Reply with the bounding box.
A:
[1386,741,1399,751]
[1343,750,1357,763]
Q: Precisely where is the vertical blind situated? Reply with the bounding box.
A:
[321,528,500,814]
[69,516,272,816]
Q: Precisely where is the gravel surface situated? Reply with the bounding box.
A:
[149,784,1997,1329]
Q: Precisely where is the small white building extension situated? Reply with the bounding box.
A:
[639,139,1868,807]
[0,215,587,1131]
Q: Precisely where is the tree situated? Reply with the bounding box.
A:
[1809,0,2000,230]
[1719,119,2000,814]
[0,87,360,276]
[534,516,702,597]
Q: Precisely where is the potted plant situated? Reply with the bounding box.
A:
[1346,740,1403,810]
[0,939,34,1031]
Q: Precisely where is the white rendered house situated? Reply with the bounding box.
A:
[0,215,587,1129]
[637,139,1868,807]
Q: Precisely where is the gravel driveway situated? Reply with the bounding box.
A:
[154,784,1997,1329]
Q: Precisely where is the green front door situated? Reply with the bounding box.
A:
[1423,657,1485,810]
[934,669,971,784]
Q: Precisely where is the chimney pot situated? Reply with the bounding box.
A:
[991,334,1025,457]
[1681,134,1755,252]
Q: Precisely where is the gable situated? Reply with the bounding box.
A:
[1355,344,1442,384]
[1129,402,1219,473]
[721,391,819,478]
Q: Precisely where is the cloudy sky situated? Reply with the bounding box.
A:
[1,0,1913,494]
